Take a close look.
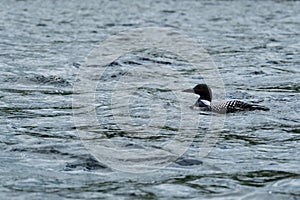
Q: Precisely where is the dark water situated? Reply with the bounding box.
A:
[1,0,300,199]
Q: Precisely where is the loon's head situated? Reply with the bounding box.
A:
[183,84,212,102]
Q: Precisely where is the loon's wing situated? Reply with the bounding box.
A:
[212,100,269,113]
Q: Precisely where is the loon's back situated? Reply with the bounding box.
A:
[210,100,270,114]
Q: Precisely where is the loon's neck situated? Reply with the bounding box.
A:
[196,98,211,107]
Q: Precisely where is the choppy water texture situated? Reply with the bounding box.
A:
[1,0,300,199]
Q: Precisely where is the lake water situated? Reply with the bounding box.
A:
[0,0,299,199]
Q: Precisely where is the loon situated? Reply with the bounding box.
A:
[183,84,269,114]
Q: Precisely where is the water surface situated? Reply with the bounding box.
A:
[0,0,299,199]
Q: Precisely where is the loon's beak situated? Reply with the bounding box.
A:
[182,88,194,93]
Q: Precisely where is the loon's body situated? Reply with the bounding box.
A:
[183,84,269,114]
